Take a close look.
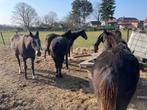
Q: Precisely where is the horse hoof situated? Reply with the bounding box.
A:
[55,74,59,78]
[32,75,36,79]
[59,74,62,78]
[19,69,22,74]
[56,74,62,78]
[25,77,28,80]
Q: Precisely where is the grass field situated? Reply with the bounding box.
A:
[0,30,131,48]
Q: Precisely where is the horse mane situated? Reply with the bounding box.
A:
[104,31,118,48]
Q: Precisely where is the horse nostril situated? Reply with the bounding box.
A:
[37,51,41,56]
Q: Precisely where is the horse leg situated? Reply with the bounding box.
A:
[23,59,27,79]
[116,91,135,110]
[58,56,64,78]
[31,58,35,79]
[44,49,47,59]
[53,57,59,77]
[15,54,22,74]
[65,52,69,69]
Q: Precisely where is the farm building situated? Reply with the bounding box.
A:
[117,17,139,29]
[144,18,147,28]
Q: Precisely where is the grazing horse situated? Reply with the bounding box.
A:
[44,30,71,58]
[11,31,41,79]
[94,30,122,53]
[91,34,140,110]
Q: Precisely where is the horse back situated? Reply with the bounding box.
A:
[11,34,24,51]
[92,47,140,110]
[50,37,68,57]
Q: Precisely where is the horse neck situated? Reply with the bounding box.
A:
[94,38,100,47]
[108,36,118,48]
[71,31,82,42]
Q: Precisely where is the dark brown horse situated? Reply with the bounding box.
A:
[67,30,88,56]
[91,32,140,110]
[94,30,122,53]
[11,31,41,79]
[44,30,71,58]
[49,30,88,77]
[44,30,88,58]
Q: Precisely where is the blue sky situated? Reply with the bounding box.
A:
[0,0,147,25]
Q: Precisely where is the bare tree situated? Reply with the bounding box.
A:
[93,1,101,21]
[43,11,58,29]
[12,2,38,31]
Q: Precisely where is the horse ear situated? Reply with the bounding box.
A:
[36,31,39,36]
[103,29,107,33]
[30,32,33,37]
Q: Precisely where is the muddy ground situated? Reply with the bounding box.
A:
[0,46,147,110]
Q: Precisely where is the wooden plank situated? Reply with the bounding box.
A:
[0,32,5,45]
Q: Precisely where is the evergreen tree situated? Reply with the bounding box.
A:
[99,0,116,22]
[71,0,93,26]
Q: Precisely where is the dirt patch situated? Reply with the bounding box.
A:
[0,46,147,110]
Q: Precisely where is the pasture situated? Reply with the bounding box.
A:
[0,30,130,48]
[0,30,147,110]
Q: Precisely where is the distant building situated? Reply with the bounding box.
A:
[144,18,147,28]
[88,21,101,27]
[117,17,139,29]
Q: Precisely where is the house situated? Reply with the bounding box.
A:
[88,21,101,27]
[144,18,147,28]
[117,17,139,29]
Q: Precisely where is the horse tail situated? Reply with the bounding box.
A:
[65,50,68,69]
[93,72,118,110]
[100,78,117,110]
[102,80,117,110]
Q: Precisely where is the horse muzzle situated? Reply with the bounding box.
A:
[36,50,41,57]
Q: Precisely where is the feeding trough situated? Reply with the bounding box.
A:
[128,31,147,69]
[79,53,101,69]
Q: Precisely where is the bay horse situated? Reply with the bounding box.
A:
[91,32,140,110]
[11,31,41,79]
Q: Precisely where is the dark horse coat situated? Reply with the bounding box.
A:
[45,30,87,58]
[44,30,71,58]
[49,36,69,77]
[92,34,140,110]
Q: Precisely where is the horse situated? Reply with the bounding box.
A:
[91,33,140,110]
[67,30,88,56]
[49,30,88,78]
[94,30,122,53]
[49,36,69,78]
[44,29,88,58]
[11,31,41,79]
[44,30,71,59]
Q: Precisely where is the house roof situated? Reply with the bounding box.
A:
[144,18,147,23]
[118,17,139,22]
[90,21,101,25]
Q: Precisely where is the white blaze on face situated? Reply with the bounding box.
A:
[34,38,40,55]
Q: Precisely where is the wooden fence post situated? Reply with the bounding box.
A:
[127,29,130,42]
[0,32,5,45]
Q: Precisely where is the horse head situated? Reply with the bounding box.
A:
[30,31,41,57]
[80,30,88,40]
